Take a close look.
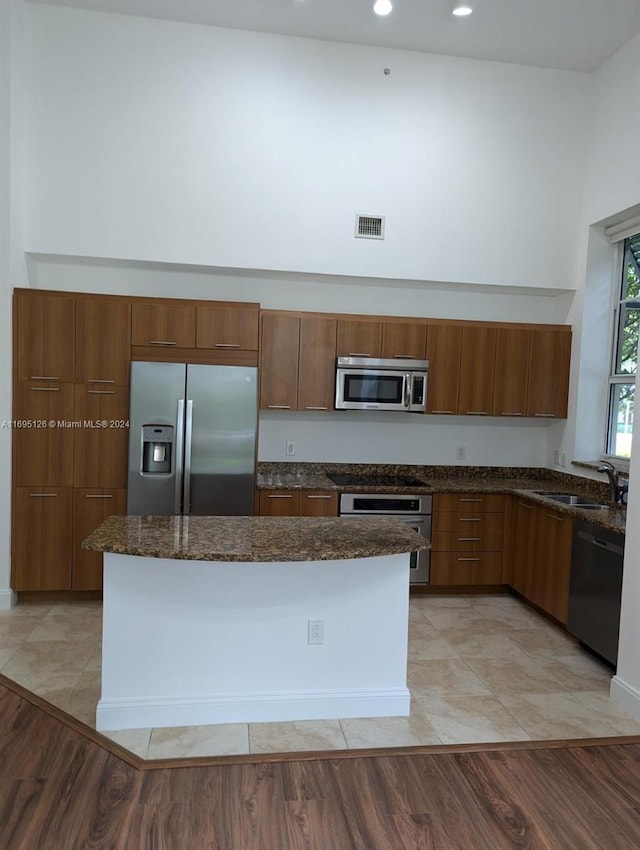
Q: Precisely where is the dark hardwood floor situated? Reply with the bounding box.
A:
[2,677,640,849]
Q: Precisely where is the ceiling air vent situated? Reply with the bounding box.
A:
[355,214,385,240]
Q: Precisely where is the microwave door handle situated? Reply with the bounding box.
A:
[403,373,411,409]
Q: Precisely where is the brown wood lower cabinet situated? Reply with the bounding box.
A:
[258,490,338,517]
[430,493,507,586]
[72,489,127,591]
[510,500,573,624]
[12,487,73,591]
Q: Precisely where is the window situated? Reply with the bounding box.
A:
[607,233,640,458]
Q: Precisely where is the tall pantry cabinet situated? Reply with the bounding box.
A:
[11,291,130,592]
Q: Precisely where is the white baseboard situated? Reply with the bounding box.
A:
[96,687,411,732]
[610,675,640,721]
[0,590,17,611]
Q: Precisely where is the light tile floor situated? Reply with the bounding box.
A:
[2,593,640,760]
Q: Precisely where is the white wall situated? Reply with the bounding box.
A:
[25,4,591,291]
[579,30,640,718]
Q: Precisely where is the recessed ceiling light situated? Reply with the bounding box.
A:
[373,0,393,17]
[453,3,473,16]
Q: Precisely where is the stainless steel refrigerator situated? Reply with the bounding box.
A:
[127,361,258,516]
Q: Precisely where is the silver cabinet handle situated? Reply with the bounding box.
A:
[267,405,291,409]
[306,495,332,500]
[500,412,523,416]
[457,557,480,562]
[458,517,482,522]
[30,386,59,391]
[518,502,533,509]
[88,379,116,384]
[466,411,488,415]
[533,413,556,418]
[304,406,328,410]
[546,513,564,521]
[430,410,454,414]
[29,493,56,497]
[29,375,59,381]
[85,494,114,499]
[267,494,293,499]
[393,354,416,359]
[459,498,482,502]
[348,352,372,356]
[213,343,241,348]
[458,537,481,542]
[148,340,177,346]
[88,390,115,395]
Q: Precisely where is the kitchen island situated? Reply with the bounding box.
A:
[83,515,428,732]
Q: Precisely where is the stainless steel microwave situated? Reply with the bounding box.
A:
[335,357,428,412]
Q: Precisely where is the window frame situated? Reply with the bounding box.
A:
[604,236,639,465]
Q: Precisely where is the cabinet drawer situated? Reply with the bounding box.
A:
[432,511,505,535]
[434,493,505,514]
[299,491,338,517]
[431,530,504,553]
[259,489,299,516]
[430,552,506,586]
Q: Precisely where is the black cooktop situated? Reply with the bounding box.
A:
[327,472,429,488]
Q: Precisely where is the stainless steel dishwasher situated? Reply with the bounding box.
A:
[567,519,625,668]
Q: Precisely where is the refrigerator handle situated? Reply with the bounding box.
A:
[183,399,194,516]
[174,399,185,514]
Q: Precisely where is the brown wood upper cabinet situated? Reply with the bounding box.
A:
[196,303,259,351]
[298,316,337,412]
[493,327,531,417]
[457,326,497,416]
[259,313,300,410]
[15,292,75,383]
[131,302,196,348]
[526,328,572,418]
[336,320,382,358]
[73,385,130,488]
[381,322,427,361]
[425,324,462,415]
[75,297,131,386]
[13,381,75,486]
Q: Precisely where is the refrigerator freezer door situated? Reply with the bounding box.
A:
[128,362,187,515]
[185,364,258,515]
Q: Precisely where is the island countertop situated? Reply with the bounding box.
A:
[82,515,430,562]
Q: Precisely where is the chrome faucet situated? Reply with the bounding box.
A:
[597,462,621,504]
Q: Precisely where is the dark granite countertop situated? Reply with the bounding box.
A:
[257,463,627,534]
[82,515,430,562]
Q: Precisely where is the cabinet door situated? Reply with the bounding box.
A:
[13,487,72,590]
[196,304,259,351]
[535,507,572,624]
[131,302,196,348]
[299,491,339,516]
[381,323,427,360]
[259,490,299,516]
[336,320,382,358]
[493,328,530,417]
[259,314,300,411]
[457,326,496,415]
[526,329,571,418]
[73,386,130,488]
[73,489,126,591]
[298,316,337,412]
[510,499,538,601]
[13,382,75,486]
[425,324,462,414]
[75,298,131,385]
[15,292,75,382]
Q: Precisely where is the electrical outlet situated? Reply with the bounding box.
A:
[285,440,295,456]
[455,445,466,462]
[560,451,567,467]
[554,449,560,465]
[308,619,324,645]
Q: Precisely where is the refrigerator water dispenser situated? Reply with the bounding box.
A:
[141,425,174,474]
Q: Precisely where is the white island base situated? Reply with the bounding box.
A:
[96,551,411,731]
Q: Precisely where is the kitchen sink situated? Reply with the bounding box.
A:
[535,493,610,510]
